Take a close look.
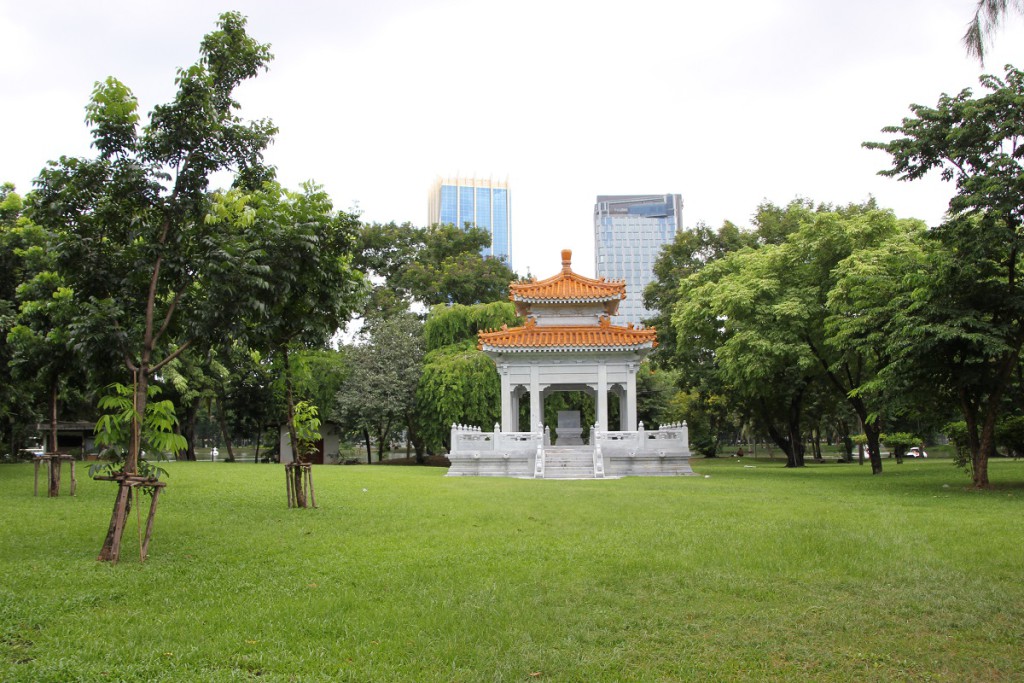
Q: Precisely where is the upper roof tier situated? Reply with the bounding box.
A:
[509,249,626,310]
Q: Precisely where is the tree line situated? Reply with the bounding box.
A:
[642,65,1024,488]
[3,11,1024,498]
[0,13,521,478]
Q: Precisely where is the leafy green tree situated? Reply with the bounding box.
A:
[90,383,186,495]
[161,348,228,461]
[214,182,364,503]
[673,200,924,471]
[0,184,48,458]
[995,415,1024,457]
[423,301,519,349]
[865,65,1024,487]
[353,221,517,315]
[416,341,502,453]
[30,12,278,560]
[674,240,817,467]
[224,348,278,463]
[333,313,424,462]
[880,432,918,465]
[412,302,519,453]
[407,223,515,306]
[643,221,755,360]
[7,275,81,454]
[643,222,755,457]
[31,12,275,474]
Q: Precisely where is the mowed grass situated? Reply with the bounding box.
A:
[1,459,1022,682]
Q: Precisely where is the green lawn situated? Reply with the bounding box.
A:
[1,458,1022,682]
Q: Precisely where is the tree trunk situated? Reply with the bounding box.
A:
[254,422,262,464]
[183,397,200,461]
[49,381,59,454]
[289,462,306,508]
[48,382,61,496]
[216,399,236,461]
[765,423,795,464]
[281,346,306,507]
[786,396,805,468]
[127,369,149,474]
[363,428,372,464]
[375,418,392,461]
[97,481,130,562]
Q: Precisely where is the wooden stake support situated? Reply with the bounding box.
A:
[94,474,166,563]
[33,454,77,497]
[285,462,317,508]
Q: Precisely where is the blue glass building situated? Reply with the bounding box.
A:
[428,176,511,268]
[594,194,683,323]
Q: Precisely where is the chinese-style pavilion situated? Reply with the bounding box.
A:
[479,248,656,433]
[447,249,693,478]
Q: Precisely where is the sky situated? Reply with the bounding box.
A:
[3,0,1024,278]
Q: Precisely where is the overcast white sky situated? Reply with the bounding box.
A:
[3,1,1023,277]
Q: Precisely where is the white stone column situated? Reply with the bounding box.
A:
[597,361,608,431]
[500,363,512,432]
[530,362,541,432]
[511,387,521,432]
[617,386,628,431]
[626,362,638,431]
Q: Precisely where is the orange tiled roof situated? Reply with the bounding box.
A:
[510,249,625,303]
[478,319,657,352]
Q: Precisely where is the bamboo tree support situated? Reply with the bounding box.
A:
[94,474,166,563]
[33,454,76,497]
[285,462,316,508]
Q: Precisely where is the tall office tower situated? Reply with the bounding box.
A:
[427,176,511,267]
[594,194,683,323]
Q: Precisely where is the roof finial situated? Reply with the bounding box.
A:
[561,249,572,272]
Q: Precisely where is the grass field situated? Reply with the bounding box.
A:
[1,458,1022,682]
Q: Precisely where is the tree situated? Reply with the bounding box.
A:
[0,184,48,459]
[643,221,755,360]
[672,201,923,470]
[643,222,755,457]
[354,222,517,310]
[865,65,1024,487]
[881,432,918,465]
[30,12,278,561]
[7,275,81,452]
[414,302,519,453]
[333,313,424,462]
[964,0,1024,64]
[218,181,364,504]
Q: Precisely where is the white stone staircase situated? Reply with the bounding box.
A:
[540,447,598,479]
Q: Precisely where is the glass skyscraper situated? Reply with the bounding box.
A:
[594,194,683,323]
[428,176,511,267]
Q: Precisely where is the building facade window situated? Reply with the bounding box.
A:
[593,194,683,324]
[429,176,512,268]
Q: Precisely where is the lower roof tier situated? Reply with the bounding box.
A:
[478,323,657,353]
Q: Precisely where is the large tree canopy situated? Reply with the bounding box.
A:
[670,200,924,469]
[354,222,517,314]
[865,64,1024,487]
[30,11,277,478]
